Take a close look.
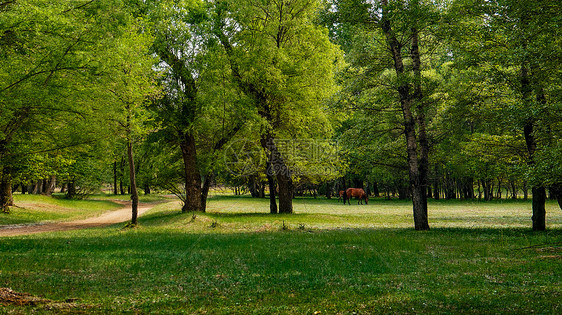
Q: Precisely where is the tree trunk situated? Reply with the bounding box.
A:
[373,181,379,197]
[381,7,429,230]
[496,177,503,199]
[113,161,118,195]
[277,171,293,213]
[520,55,547,230]
[0,171,14,213]
[180,132,202,212]
[549,184,562,211]
[66,179,76,199]
[127,141,139,225]
[120,156,125,195]
[510,180,517,199]
[531,186,546,231]
[200,173,214,213]
[266,170,277,214]
[44,175,56,196]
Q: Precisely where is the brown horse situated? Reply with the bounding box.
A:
[345,188,368,205]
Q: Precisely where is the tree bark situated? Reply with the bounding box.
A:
[44,175,56,196]
[119,156,125,195]
[380,7,429,230]
[0,171,14,213]
[550,184,562,211]
[180,132,202,212]
[522,60,545,230]
[266,163,278,214]
[127,140,139,225]
[531,186,546,231]
[200,173,214,213]
[277,171,293,213]
[66,178,76,199]
[263,135,292,214]
[113,161,118,195]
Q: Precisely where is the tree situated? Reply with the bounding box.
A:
[449,0,562,230]
[105,26,161,225]
[0,0,142,212]
[138,0,247,212]
[213,0,343,213]
[327,0,445,230]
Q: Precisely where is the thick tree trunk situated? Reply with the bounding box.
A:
[0,172,14,213]
[266,170,278,214]
[263,135,292,214]
[180,133,202,212]
[127,141,139,225]
[44,175,56,196]
[531,186,546,231]
[277,172,293,213]
[66,179,76,199]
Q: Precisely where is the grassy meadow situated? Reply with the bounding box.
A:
[0,194,561,314]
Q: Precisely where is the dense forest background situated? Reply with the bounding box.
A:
[1,0,561,230]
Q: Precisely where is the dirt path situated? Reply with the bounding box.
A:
[0,201,159,237]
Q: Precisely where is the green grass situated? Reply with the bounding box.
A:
[0,194,123,225]
[0,195,561,314]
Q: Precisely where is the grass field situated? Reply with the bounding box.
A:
[0,195,561,314]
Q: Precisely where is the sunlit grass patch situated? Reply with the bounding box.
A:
[1,195,122,225]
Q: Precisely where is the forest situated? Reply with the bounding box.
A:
[1,0,561,231]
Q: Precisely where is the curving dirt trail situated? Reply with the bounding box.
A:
[0,201,159,237]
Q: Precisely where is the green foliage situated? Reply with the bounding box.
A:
[0,0,160,197]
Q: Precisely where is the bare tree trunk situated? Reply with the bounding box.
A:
[120,156,125,195]
[44,175,56,196]
[266,165,278,214]
[510,180,517,199]
[531,186,546,231]
[550,184,562,211]
[277,171,293,214]
[200,173,214,212]
[66,178,76,199]
[0,171,14,213]
[127,141,139,225]
[263,135,292,214]
[113,161,118,195]
[180,133,202,212]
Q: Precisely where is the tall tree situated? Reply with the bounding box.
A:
[449,0,562,230]
[213,0,342,213]
[136,0,247,212]
[327,0,443,229]
[106,26,161,225]
[0,0,141,212]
